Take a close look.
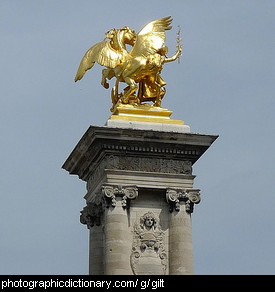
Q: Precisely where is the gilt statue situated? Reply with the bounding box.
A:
[74,16,182,111]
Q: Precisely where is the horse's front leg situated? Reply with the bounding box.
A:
[101,69,115,89]
[101,69,109,89]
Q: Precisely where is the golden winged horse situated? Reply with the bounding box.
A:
[74,16,181,110]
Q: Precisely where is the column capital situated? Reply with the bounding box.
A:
[80,202,103,229]
[166,188,201,213]
[102,184,138,209]
[81,184,138,228]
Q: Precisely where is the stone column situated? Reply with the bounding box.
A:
[80,201,104,274]
[89,225,104,274]
[104,198,130,274]
[102,184,138,275]
[166,188,201,274]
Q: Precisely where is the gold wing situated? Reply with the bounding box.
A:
[74,40,123,82]
[130,16,172,58]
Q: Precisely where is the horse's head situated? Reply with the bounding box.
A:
[106,27,136,50]
[120,26,136,46]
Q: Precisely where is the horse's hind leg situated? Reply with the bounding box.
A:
[153,83,162,107]
[122,77,137,103]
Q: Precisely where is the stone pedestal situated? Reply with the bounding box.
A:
[62,122,218,275]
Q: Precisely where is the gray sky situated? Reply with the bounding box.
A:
[1,0,274,274]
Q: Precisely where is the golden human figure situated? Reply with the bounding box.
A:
[74,16,182,111]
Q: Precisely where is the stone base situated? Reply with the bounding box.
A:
[105,119,190,133]
[62,125,218,275]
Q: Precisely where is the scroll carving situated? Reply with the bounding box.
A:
[102,184,138,209]
[166,188,201,213]
[102,185,117,208]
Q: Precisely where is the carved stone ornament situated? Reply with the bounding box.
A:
[130,212,167,275]
[102,184,138,208]
[80,202,103,229]
[81,185,138,228]
[166,188,201,213]
[85,155,192,196]
[106,155,192,175]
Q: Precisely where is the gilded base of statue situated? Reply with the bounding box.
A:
[109,103,184,125]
